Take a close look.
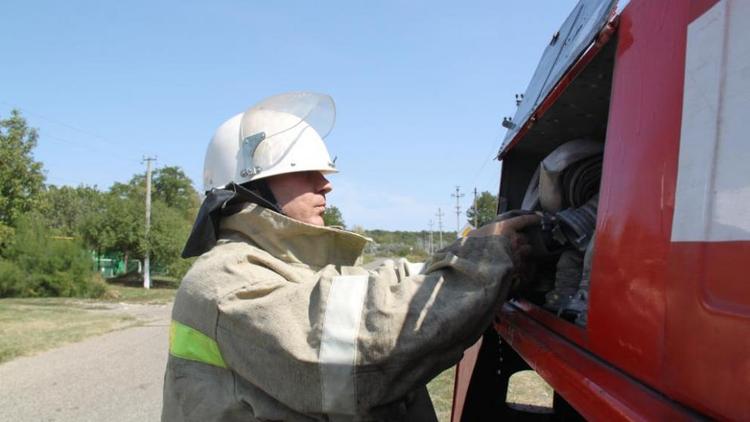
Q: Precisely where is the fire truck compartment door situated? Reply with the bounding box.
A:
[500,0,616,152]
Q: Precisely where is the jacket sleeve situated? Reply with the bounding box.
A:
[214,234,515,418]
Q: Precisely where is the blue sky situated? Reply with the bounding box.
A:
[1,0,576,231]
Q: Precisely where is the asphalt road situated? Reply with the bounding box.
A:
[0,303,172,422]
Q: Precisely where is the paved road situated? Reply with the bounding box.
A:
[0,303,172,422]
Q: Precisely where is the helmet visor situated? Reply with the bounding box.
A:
[239,91,336,142]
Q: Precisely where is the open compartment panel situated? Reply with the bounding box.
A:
[498,35,617,326]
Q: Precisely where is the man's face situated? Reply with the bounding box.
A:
[266,171,332,226]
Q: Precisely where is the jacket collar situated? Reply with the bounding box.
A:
[219,204,370,269]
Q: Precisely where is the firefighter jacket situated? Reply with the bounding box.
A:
[162,204,516,421]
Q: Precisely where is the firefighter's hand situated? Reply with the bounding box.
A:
[468,214,541,263]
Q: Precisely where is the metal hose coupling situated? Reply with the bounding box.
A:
[552,194,598,252]
[494,210,562,258]
[564,231,597,327]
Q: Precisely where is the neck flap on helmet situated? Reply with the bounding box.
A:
[181,182,281,258]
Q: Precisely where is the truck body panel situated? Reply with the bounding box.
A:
[453,0,750,420]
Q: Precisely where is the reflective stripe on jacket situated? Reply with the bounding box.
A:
[169,320,226,368]
[162,204,515,421]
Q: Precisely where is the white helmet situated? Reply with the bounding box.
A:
[203,92,338,192]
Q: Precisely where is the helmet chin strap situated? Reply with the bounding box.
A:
[181,182,283,258]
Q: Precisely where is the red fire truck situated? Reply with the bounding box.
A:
[451,0,749,420]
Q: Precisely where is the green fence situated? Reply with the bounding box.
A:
[90,252,142,278]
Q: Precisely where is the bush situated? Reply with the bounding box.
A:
[0,223,14,254]
[0,259,25,297]
[0,213,107,298]
[165,256,195,281]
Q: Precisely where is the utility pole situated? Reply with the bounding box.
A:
[451,186,465,234]
[473,187,479,228]
[436,208,444,249]
[428,220,434,254]
[142,156,157,289]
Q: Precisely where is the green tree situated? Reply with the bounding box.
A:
[110,179,142,199]
[104,193,144,259]
[78,191,114,255]
[323,206,345,228]
[153,166,200,215]
[0,223,13,253]
[0,110,45,235]
[136,166,197,278]
[80,190,144,269]
[128,166,199,219]
[79,176,195,279]
[147,199,193,277]
[466,191,498,227]
[39,185,102,236]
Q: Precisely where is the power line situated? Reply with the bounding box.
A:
[470,149,500,188]
[1,101,143,163]
[468,114,516,194]
[1,101,121,148]
[42,134,93,151]
[41,133,141,164]
[2,103,168,192]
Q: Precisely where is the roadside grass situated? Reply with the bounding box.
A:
[507,370,554,412]
[104,284,177,304]
[103,273,178,304]
[0,278,177,364]
[427,367,554,421]
[0,299,136,364]
[427,366,456,421]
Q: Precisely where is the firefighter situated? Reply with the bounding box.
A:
[162,92,539,421]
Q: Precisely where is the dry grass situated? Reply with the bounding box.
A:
[103,284,176,304]
[427,368,553,421]
[0,283,176,364]
[0,299,136,363]
[507,370,554,412]
[427,366,456,421]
